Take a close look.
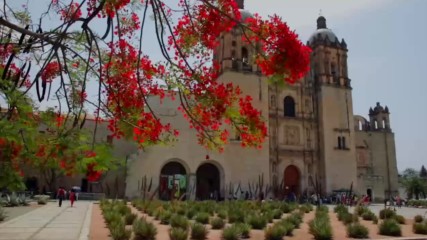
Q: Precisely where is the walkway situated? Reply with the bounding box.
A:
[0,201,93,240]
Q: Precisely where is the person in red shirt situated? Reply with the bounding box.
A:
[69,189,76,207]
[57,187,66,207]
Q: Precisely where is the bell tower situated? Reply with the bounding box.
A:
[211,0,271,189]
[213,0,259,74]
[308,16,358,194]
[369,103,391,131]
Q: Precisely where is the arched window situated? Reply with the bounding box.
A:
[374,120,378,129]
[283,96,296,117]
[382,119,386,129]
[358,121,363,131]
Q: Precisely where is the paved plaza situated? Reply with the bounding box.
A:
[0,201,93,240]
[1,201,427,240]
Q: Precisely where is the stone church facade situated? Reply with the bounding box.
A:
[125,3,399,202]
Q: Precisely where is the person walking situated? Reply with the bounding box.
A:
[57,187,66,207]
[69,189,76,207]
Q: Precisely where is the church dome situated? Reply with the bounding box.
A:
[308,16,340,45]
[308,28,338,44]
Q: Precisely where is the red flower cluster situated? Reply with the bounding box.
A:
[87,163,102,182]
[86,0,130,18]
[173,0,241,50]
[59,2,82,21]
[104,39,174,144]
[0,138,24,177]
[246,14,311,83]
[41,61,61,83]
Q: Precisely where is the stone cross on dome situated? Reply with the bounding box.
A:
[235,0,244,9]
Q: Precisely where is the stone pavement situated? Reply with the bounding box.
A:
[0,201,93,240]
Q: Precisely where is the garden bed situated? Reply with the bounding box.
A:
[93,200,427,240]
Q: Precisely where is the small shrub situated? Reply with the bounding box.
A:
[334,204,347,213]
[378,219,402,236]
[210,217,225,229]
[316,205,329,213]
[124,212,137,225]
[272,209,282,219]
[354,206,368,216]
[286,212,303,229]
[115,204,131,216]
[169,227,188,240]
[309,215,332,240]
[278,220,296,236]
[170,214,189,230]
[234,223,251,239]
[217,210,227,219]
[264,211,274,223]
[160,211,172,225]
[362,211,376,221]
[415,215,424,223]
[247,214,267,229]
[379,209,396,219]
[176,207,186,216]
[413,222,427,234]
[394,215,406,224]
[0,206,6,222]
[37,198,47,205]
[340,212,357,225]
[281,203,295,213]
[195,212,210,224]
[373,216,378,224]
[222,226,241,240]
[264,225,286,240]
[190,223,208,240]
[104,212,122,227]
[347,223,369,239]
[186,209,196,219]
[228,210,245,223]
[110,219,131,240]
[300,203,313,213]
[133,218,157,240]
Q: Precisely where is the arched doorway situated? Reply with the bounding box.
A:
[159,161,187,200]
[196,163,220,201]
[367,188,373,201]
[284,165,300,198]
[25,177,38,193]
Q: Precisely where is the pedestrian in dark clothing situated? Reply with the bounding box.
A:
[57,187,66,207]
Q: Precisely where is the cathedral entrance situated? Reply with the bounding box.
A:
[196,163,220,201]
[159,161,187,200]
[284,165,300,197]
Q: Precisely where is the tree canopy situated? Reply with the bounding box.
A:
[0,0,311,186]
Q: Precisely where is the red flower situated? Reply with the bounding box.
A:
[59,3,82,21]
[41,62,61,83]
[87,163,102,182]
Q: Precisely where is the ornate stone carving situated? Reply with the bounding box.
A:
[284,125,300,145]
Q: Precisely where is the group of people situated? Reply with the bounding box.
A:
[56,187,78,207]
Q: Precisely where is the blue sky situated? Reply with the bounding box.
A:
[3,0,426,172]
[245,0,427,172]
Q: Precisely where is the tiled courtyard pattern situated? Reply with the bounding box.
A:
[0,201,92,240]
